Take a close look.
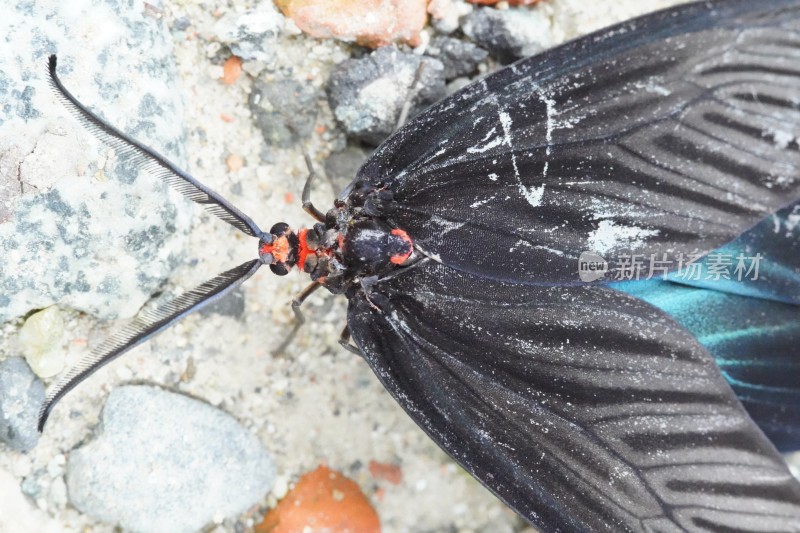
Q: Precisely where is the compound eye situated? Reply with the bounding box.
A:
[270,222,290,236]
[270,262,289,276]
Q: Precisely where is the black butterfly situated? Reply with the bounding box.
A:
[42,1,800,530]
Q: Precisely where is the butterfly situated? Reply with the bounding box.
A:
[42,1,800,530]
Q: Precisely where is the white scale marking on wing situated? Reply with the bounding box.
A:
[467,126,503,154]
[429,215,467,235]
[587,219,660,255]
[540,92,556,179]
[498,109,546,208]
[509,239,566,257]
[470,196,495,208]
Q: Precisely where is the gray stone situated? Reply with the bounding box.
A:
[249,77,319,148]
[427,36,488,80]
[66,386,275,533]
[0,357,45,451]
[0,0,193,324]
[326,46,446,146]
[172,16,191,32]
[462,6,553,64]
[324,145,369,195]
[213,4,285,64]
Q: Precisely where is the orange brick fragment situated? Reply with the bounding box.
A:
[226,154,244,173]
[256,465,380,533]
[222,56,243,85]
[368,460,403,485]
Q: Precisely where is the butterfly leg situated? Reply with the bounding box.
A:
[271,280,324,355]
[338,325,362,356]
[301,153,326,222]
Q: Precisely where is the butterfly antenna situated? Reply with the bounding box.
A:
[37,259,262,432]
[46,55,264,238]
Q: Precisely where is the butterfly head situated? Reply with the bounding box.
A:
[259,222,298,276]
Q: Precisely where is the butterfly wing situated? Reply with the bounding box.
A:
[347,262,800,531]
[351,0,800,284]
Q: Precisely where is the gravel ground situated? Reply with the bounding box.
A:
[6,1,798,532]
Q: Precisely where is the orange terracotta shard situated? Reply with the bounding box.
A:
[368,460,403,485]
[257,465,380,533]
[274,0,427,48]
[468,0,541,4]
[222,55,243,85]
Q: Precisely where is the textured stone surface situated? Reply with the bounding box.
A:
[428,0,475,34]
[324,146,369,195]
[249,78,319,148]
[462,5,553,64]
[66,386,275,533]
[427,36,489,80]
[0,0,193,324]
[213,4,285,65]
[327,47,446,146]
[276,0,427,48]
[0,357,45,452]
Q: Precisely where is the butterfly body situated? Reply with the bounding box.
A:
[258,195,415,291]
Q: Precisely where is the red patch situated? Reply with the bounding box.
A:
[260,235,290,263]
[390,228,413,265]
[297,228,310,271]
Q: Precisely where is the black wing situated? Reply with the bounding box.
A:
[352,0,800,284]
[38,259,262,431]
[347,262,800,532]
[47,55,263,238]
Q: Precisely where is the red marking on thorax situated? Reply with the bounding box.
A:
[260,235,290,263]
[390,228,413,265]
[297,228,311,271]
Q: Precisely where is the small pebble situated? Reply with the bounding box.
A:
[18,306,64,378]
[428,0,473,34]
[213,4,284,64]
[249,78,319,147]
[226,154,244,172]
[172,15,191,31]
[326,46,446,145]
[222,56,243,85]
[275,0,427,47]
[256,465,379,533]
[426,36,488,80]
[368,460,403,485]
[66,386,275,533]
[0,357,45,451]
[462,6,553,64]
